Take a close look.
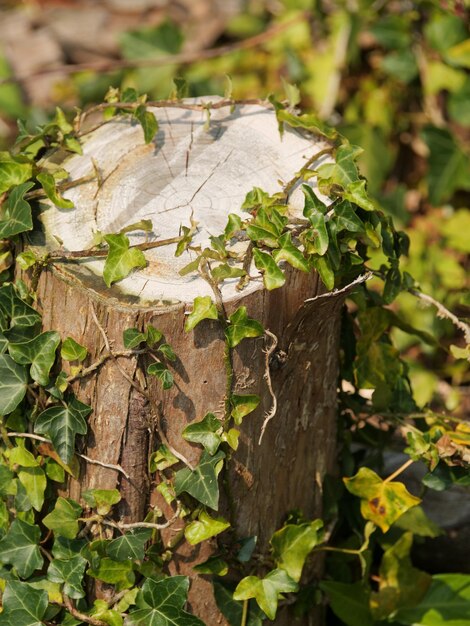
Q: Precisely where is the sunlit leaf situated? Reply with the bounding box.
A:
[343,467,421,532]
[234,569,298,620]
[43,497,82,539]
[9,330,60,386]
[230,394,260,425]
[185,296,218,332]
[107,529,152,561]
[82,488,121,516]
[0,151,32,194]
[0,581,48,626]
[61,337,88,362]
[103,234,147,287]
[47,554,87,599]
[225,307,264,348]
[37,171,74,209]
[184,511,230,545]
[0,354,28,414]
[271,519,324,582]
[182,413,223,455]
[134,105,159,144]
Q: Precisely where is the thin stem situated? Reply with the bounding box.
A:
[383,458,414,483]
[49,235,183,261]
[241,599,249,626]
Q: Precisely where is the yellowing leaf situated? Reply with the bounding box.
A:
[343,467,420,532]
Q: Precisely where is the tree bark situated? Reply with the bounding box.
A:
[27,98,344,624]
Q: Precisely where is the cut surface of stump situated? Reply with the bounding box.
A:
[29,98,343,625]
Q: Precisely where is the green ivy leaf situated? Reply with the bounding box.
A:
[334,201,365,232]
[194,557,228,576]
[43,497,82,539]
[394,573,470,625]
[302,213,329,256]
[182,413,223,455]
[341,180,376,212]
[0,354,28,415]
[147,362,174,389]
[47,554,87,599]
[34,395,91,465]
[271,520,324,582]
[174,450,225,510]
[149,445,179,472]
[225,307,264,348]
[276,110,337,140]
[273,232,310,273]
[61,337,88,362]
[134,105,158,144]
[319,581,373,626]
[0,151,33,194]
[247,207,286,248]
[211,263,246,282]
[221,428,240,451]
[91,600,124,626]
[103,234,147,287]
[214,581,266,626]
[224,213,243,239]
[312,256,335,291]
[0,283,41,328]
[421,126,470,204]
[127,576,205,626]
[185,296,218,332]
[184,511,230,545]
[302,185,328,217]
[0,581,48,626]
[88,557,135,590]
[370,532,431,620]
[82,489,121,516]
[233,569,298,620]
[0,518,43,578]
[0,181,34,238]
[317,144,362,188]
[230,394,260,425]
[158,343,176,361]
[37,172,74,209]
[343,467,421,532]
[9,330,60,386]
[17,465,47,512]
[107,529,152,561]
[123,328,147,349]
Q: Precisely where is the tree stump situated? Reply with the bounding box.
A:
[28,98,345,624]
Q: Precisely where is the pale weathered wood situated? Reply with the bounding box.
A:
[28,99,342,625]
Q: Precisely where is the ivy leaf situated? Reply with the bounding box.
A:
[147,362,174,390]
[134,105,158,144]
[184,511,230,545]
[0,581,48,626]
[319,581,373,626]
[224,213,242,239]
[174,450,225,510]
[126,576,205,626]
[0,283,41,328]
[312,256,335,291]
[334,201,365,232]
[149,445,179,472]
[158,343,176,361]
[0,151,33,194]
[276,110,337,140]
[0,518,43,578]
[271,519,324,582]
[273,232,310,273]
[123,328,147,349]
[61,337,88,362]
[88,557,135,590]
[9,330,60,386]
[34,395,91,464]
[233,569,298,620]
[394,573,470,625]
[37,171,74,209]
[107,529,152,561]
[343,467,421,532]
[47,554,87,599]
[341,180,376,212]
[211,263,246,282]
[253,249,285,291]
[230,394,260,425]
[214,582,266,626]
[0,354,28,415]
[0,181,34,238]
[17,465,47,512]
[43,497,82,539]
[193,557,228,576]
[103,234,147,287]
[421,126,470,204]
[82,489,121,515]
[370,532,431,620]
[182,413,223,455]
[302,213,329,256]
[302,185,328,216]
[247,207,286,248]
[317,144,362,188]
[225,307,264,348]
[185,296,218,332]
